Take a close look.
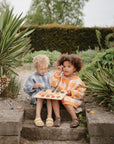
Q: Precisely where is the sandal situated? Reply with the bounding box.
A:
[70,118,79,128]
[46,118,54,127]
[34,118,44,127]
[54,117,61,127]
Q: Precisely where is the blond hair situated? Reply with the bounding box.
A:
[33,54,50,67]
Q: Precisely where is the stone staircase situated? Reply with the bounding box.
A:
[1,101,114,144]
[21,106,88,144]
[0,109,24,144]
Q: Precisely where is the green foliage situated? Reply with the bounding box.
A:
[77,48,101,64]
[0,0,10,15]
[21,25,114,53]
[0,9,33,77]
[96,29,114,49]
[1,76,20,99]
[96,30,102,49]
[83,63,114,111]
[78,113,87,127]
[80,47,114,110]
[80,47,114,77]
[26,0,89,26]
[92,47,114,69]
[21,50,61,65]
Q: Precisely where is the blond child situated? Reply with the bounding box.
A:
[24,55,53,127]
[50,54,86,128]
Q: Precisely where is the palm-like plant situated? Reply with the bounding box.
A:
[0,9,33,76]
[84,63,114,110]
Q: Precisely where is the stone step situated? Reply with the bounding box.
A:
[0,109,24,136]
[0,109,24,144]
[85,104,114,144]
[21,120,86,141]
[24,106,72,121]
[20,137,88,144]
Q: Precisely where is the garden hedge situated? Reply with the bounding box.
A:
[20,24,114,53]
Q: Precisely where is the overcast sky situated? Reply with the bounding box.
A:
[1,0,114,27]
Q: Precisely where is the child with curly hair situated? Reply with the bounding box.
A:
[24,55,53,127]
[50,54,86,128]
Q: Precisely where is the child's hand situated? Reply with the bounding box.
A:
[56,65,63,76]
[33,83,41,89]
[66,90,71,96]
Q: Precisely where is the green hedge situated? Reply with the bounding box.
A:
[21,25,114,53]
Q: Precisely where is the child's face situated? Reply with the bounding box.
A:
[36,65,48,75]
[63,61,76,77]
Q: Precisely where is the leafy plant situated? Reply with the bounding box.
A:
[83,63,114,111]
[0,9,33,77]
[77,48,101,65]
[21,50,61,65]
[80,47,114,110]
[80,47,114,79]
[92,47,114,69]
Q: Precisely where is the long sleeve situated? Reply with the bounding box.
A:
[70,80,86,99]
[24,76,36,93]
[24,72,51,96]
[24,73,39,96]
[50,72,61,88]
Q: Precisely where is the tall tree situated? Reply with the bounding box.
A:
[26,0,89,26]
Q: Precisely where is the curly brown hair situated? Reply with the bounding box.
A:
[57,54,83,72]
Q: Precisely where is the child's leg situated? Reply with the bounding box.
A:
[63,104,77,119]
[46,99,52,118]
[34,98,44,126]
[52,100,60,118]
[52,100,61,127]
[35,98,44,119]
[64,104,79,128]
[46,99,53,127]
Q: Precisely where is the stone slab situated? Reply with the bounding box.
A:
[0,136,20,144]
[90,136,114,144]
[0,109,24,136]
[21,120,85,141]
[20,138,88,144]
[85,106,114,137]
[24,107,71,121]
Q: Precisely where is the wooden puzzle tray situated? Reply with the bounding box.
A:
[33,89,66,100]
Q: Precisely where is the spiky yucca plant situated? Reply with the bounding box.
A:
[84,63,114,110]
[0,9,33,77]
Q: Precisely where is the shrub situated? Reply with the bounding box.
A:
[77,48,101,65]
[83,63,114,111]
[81,47,114,110]
[0,76,20,99]
[80,47,114,78]
[21,25,114,53]
[21,50,61,65]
